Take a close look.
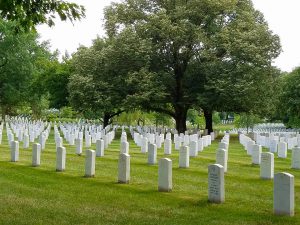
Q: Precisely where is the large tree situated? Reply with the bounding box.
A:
[0,0,85,31]
[68,29,151,127]
[0,19,50,117]
[278,67,300,128]
[104,0,281,133]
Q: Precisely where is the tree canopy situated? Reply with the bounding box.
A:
[68,29,151,127]
[0,0,85,31]
[0,19,51,117]
[104,0,281,133]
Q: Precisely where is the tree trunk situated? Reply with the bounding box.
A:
[204,109,213,133]
[174,107,187,134]
[103,113,110,128]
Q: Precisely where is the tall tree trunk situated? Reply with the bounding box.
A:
[103,113,110,128]
[204,109,213,133]
[174,107,187,134]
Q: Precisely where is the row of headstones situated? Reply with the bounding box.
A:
[5,122,51,150]
[240,134,300,164]
[131,131,214,154]
[54,123,115,147]
[54,130,115,156]
[239,134,296,216]
[6,121,48,143]
[230,127,298,134]
[6,128,294,216]
[253,133,300,150]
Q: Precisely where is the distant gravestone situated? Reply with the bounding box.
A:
[11,141,19,162]
[219,142,228,151]
[252,144,262,165]
[120,141,129,154]
[75,138,82,155]
[274,172,294,216]
[164,138,172,155]
[158,158,172,192]
[85,150,95,177]
[216,149,227,172]
[96,139,105,157]
[179,146,189,168]
[190,141,198,157]
[246,140,255,155]
[23,134,29,149]
[56,137,63,149]
[208,164,225,203]
[32,143,41,167]
[85,135,91,148]
[260,152,274,179]
[291,147,300,169]
[270,140,278,153]
[278,142,287,158]
[141,137,148,153]
[56,146,66,172]
[198,138,204,152]
[148,143,157,165]
[118,153,130,184]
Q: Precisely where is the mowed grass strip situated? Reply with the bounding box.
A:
[0,129,299,225]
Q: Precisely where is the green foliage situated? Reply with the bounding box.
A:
[60,106,75,119]
[68,32,151,126]
[0,19,51,117]
[104,0,281,132]
[277,67,300,128]
[187,109,205,128]
[212,112,221,125]
[0,0,85,31]
[43,58,72,109]
[234,113,262,132]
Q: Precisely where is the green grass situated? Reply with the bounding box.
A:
[0,129,300,225]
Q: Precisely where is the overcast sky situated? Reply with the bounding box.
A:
[37,0,300,72]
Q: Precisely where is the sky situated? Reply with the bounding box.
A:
[37,0,300,72]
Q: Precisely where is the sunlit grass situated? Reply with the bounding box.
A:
[0,128,299,225]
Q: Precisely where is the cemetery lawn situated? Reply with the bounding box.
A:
[0,131,300,225]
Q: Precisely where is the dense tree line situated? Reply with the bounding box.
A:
[2,0,298,132]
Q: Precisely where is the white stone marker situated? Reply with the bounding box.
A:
[23,134,29,149]
[219,142,229,151]
[246,140,255,155]
[252,144,262,165]
[208,164,225,203]
[75,138,82,155]
[85,135,91,148]
[179,146,189,168]
[274,172,294,216]
[164,138,172,155]
[141,137,148,153]
[278,142,287,158]
[96,139,105,157]
[158,158,172,192]
[32,143,41,167]
[190,141,198,157]
[56,146,66,172]
[260,152,274,179]
[148,143,157,165]
[11,141,19,162]
[198,138,204,152]
[216,149,227,172]
[120,141,129,154]
[118,153,130,183]
[270,140,278,153]
[56,137,63,149]
[85,150,96,177]
[291,147,300,169]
